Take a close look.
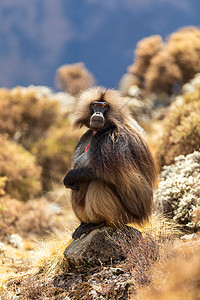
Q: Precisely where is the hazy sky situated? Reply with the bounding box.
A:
[0,0,199,89]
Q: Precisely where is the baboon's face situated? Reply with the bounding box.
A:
[89,101,109,131]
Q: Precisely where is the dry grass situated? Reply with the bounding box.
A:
[130,212,181,238]
[135,237,200,300]
[0,189,76,241]
[31,231,72,279]
[1,213,199,299]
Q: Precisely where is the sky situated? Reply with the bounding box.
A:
[0,0,199,90]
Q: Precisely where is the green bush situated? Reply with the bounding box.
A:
[0,135,42,201]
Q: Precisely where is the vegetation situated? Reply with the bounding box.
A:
[155,151,200,232]
[128,26,200,96]
[0,176,7,196]
[1,26,200,300]
[0,87,60,150]
[155,74,200,168]
[56,62,96,96]
[32,120,80,190]
[0,135,42,201]
[0,86,79,194]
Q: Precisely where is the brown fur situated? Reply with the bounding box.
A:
[71,87,156,227]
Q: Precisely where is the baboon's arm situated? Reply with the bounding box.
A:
[63,167,95,190]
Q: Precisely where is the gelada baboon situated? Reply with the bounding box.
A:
[64,87,156,239]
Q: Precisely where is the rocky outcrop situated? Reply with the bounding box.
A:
[64,226,142,271]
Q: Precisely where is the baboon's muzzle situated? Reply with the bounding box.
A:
[90,112,105,130]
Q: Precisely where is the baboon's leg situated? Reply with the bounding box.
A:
[72,222,105,239]
[85,180,125,225]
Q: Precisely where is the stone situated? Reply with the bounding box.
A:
[180,233,199,241]
[0,242,6,253]
[7,233,24,249]
[64,226,142,270]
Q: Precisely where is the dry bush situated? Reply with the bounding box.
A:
[0,176,7,196]
[56,62,96,96]
[0,194,74,241]
[145,51,182,95]
[127,26,200,96]
[0,87,60,150]
[129,35,163,85]
[0,135,42,201]
[135,238,200,300]
[167,26,200,84]
[2,273,66,300]
[154,151,200,232]
[0,86,79,192]
[31,120,80,190]
[155,84,200,168]
[119,73,142,95]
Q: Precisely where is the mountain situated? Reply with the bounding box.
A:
[0,0,199,90]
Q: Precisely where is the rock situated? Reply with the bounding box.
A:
[180,233,199,241]
[7,233,24,249]
[64,226,142,270]
[110,267,124,275]
[0,242,6,253]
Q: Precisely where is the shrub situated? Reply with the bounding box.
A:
[129,35,163,85]
[167,26,200,84]
[0,177,7,196]
[145,51,182,95]
[0,86,78,192]
[155,79,200,168]
[0,135,42,201]
[56,62,96,96]
[154,151,200,232]
[128,26,200,96]
[0,86,60,149]
[31,120,80,190]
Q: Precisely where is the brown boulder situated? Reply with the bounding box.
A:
[64,225,142,271]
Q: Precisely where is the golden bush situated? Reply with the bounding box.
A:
[145,51,182,94]
[31,120,80,190]
[167,26,200,83]
[0,87,60,149]
[0,86,79,192]
[0,177,7,196]
[129,35,163,85]
[0,135,42,201]
[128,26,200,96]
[56,62,96,96]
[155,84,200,169]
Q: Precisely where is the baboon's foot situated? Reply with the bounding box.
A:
[72,222,105,239]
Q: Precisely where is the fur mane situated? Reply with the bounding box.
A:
[73,87,130,130]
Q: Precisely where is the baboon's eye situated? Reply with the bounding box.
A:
[93,103,99,107]
[101,103,107,108]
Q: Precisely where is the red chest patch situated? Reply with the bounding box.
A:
[84,142,91,152]
[84,131,97,152]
